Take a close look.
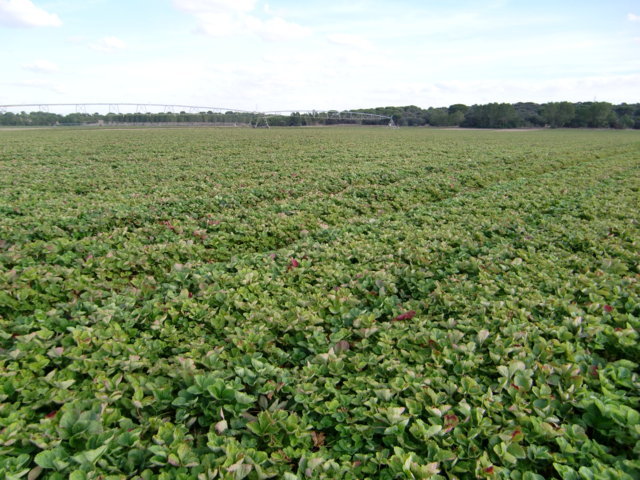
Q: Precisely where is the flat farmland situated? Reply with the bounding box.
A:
[1,127,639,479]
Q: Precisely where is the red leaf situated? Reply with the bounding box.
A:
[45,410,57,419]
[603,304,614,313]
[394,310,416,321]
[484,466,495,474]
[288,258,300,270]
[443,413,459,432]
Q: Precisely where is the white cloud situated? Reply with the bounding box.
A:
[0,0,61,27]
[89,36,127,53]
[327,33,372,50]
[21,59,58,73]
[192,11,239,36]
[174,0,310,41]
[173,0,257,13]
[628,13,640,22]
[245,16,311,41]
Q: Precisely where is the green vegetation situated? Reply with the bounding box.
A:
[2,101,640,128]
[356,102,640,129]
[1,127,639,479]
[0,110,387,128]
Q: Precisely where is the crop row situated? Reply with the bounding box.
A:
[1,128,639,479]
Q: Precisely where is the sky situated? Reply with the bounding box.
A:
[1,0,639,112]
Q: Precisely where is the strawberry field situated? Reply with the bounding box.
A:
[1,127,639,479]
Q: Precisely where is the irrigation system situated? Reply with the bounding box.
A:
[0,103,396,127]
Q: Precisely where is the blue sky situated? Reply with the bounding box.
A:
[1,0,639,111]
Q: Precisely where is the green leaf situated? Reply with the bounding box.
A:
[554,463,580,480]
[34,449,65,470]
[507,443,527,459]
[69,471,87,480]
[523,473,545,480]
[6,469,30,480]
[421,423,442,439]
[234,391,255,406]
[71,444,108,465]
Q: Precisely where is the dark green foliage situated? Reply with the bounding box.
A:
[3,102,640,128]
[461,103,522,128]
[541,102,576,128]
[358,102,640,129]
[572,102,615,128]
[1,128,639,479]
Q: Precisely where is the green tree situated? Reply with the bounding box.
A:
[426,108,449,126]
[462,103,521,128]
[573,102,612,128]
[541,102,575,128]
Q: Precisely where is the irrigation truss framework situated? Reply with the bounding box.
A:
[0,103,396,126]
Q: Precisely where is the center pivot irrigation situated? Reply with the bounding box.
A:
[0,103,398,127]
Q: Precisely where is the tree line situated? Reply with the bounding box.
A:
[355,102,640,128]
[1,102,639,128]
[0,111,256,126]
[0,110,385,127]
